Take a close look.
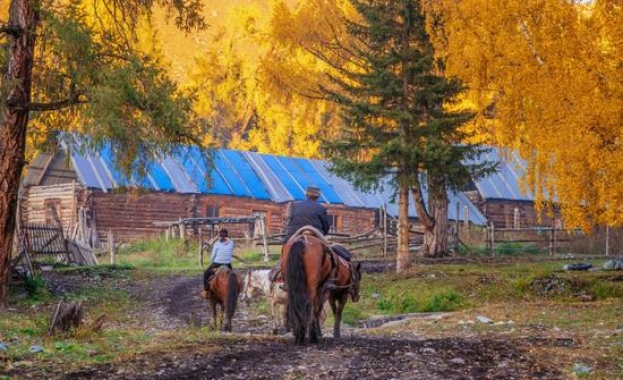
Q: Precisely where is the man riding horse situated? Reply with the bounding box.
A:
[281,185,352,290]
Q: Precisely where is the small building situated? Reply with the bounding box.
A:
[20,143,487,244]
[465,147,557,229]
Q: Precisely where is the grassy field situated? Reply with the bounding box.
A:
[2,238,622,379]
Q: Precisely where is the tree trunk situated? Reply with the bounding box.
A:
[396,183,411,272]
[419,177,449,257]
[0,0,38,309]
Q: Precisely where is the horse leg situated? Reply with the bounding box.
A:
[333,295,347,339]
[308,290,321,344]
[210,299,218,331]
[270,296,279,335]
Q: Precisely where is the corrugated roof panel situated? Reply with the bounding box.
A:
[147,161,175,192]
[311,160,380,208]
[214,151,253,197]
[160,155,197,193]
[262,155,306,200]
[448,191,488,225]
[97,145,131,188]
[243,152,292,202]
[475,148,533,201]
[176,147,228,195]
[275,156,317,200]
[292,158,343,204]
[70,154,104,190]
[223,150,271,200]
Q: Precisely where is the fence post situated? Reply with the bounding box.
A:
[199,227,204,267]
[547,228,556,255]
[455,202,460,242]
[489,221,495,256]
[179,217,185,241]
[382,205,387,257]
[605,226,610,256]
[108,229,115,265]
[261,216,270,262]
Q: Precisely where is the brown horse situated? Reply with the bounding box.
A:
[327,258,362,339]
[201,267,242,331]
[282,235,333,344]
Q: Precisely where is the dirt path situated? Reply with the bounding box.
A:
[57,271,561,380]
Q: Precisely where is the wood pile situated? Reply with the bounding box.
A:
[68,206,102,252]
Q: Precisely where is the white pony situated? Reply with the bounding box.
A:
[243,268,328,335]
[242,269,288,334]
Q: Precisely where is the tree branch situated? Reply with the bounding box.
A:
[8,92,88,112]
[26,97,88,111]
[0,24,23,37]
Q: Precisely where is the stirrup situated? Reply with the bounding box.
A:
[324,279,336,291]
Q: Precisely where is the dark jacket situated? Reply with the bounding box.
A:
[283,199,331,242]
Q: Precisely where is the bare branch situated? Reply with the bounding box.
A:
[517,18,544,66]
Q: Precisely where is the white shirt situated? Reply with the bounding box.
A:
[211,238,234,264]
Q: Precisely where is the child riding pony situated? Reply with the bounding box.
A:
[201,266,242,331]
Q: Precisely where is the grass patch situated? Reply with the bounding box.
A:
[376,288,463,314]
[458,242,543,256]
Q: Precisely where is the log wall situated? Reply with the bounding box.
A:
[22,185,379,243]
[20,182,85,233]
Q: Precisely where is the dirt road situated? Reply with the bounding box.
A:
[59,271,560,380]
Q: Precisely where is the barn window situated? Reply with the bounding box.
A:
[44,198,62,226]
[252,210,267,237]
[205,204,220,218]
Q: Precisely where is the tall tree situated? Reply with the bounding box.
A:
[0,0,207,308]
[324,0,494,264]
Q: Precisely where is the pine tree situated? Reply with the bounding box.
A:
[324,0,494,264]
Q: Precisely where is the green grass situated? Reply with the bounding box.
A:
[458,242,543,256]
[115,236,277,271]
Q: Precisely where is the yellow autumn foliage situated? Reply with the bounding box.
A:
[422,0,623,230]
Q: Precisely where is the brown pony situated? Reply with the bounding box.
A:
[327,258,362,339]
[201,267,242,331]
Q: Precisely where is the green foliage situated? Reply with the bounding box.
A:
[24,275,47,298]
[587,280,623,300]
[376,289,463,313]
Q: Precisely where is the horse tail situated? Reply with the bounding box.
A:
[286,241,311,342]
[225,271,239,323]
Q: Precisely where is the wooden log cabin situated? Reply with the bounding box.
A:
[20,144,487,244]
[464,148,559,229]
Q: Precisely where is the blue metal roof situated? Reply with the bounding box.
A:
[66,144,488,225]
[472,148,533,201]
